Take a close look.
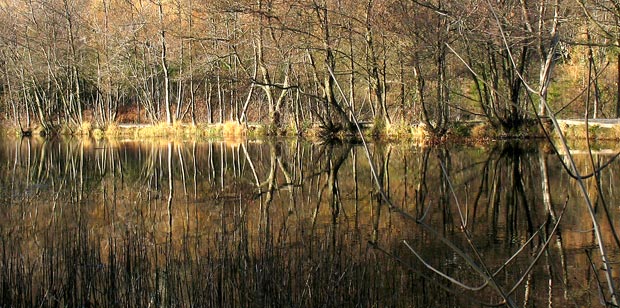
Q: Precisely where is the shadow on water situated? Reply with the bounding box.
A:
[0,137,618,307]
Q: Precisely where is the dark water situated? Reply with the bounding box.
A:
[0,137,618,307]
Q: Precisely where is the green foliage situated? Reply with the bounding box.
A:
[92,128,104,140]
[588,124,601,139]
[470,123,495,140]
[449,123,471,138]
[201,124,222,136]
[386,121,412,140]
[370,117,386,137]
[247,125,267,138]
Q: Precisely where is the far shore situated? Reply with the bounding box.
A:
[3,118,620,144]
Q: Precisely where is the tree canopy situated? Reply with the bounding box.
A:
[0,0,618,136]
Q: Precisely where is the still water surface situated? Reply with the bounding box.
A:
[0,137,618,307]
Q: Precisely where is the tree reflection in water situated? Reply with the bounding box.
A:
[0,137,617,307]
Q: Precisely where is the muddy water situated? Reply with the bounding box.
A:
[0,137,617,307]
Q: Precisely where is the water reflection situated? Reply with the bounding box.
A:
[0,137,617,307]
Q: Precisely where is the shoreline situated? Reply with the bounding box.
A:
[3,118,620,143]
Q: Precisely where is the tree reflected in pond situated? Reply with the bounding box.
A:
[0,138,618,307]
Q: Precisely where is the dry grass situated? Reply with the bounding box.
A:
[28,124,46,136]
[59,124,73,135]
[201,124,223,136]
[104,123,122,137]
[555,123,620,141]
[98,121,249,140]
[301,124,321,140]
[470,123,494,140]
[411,124,431,140]
[1,124,24,136]
[222,121,245,137]
[78,122,92,136]
[55,121,94,136]
[135,122,173,137]
[385,121,412,140]
[612,126,620,140]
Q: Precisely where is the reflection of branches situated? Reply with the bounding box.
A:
[484,2,620,302]
[407,157,569,307]
[368,241,496,306]
[583,84,620,250]
[310,143,352,232]
[249,142,302,204]
[326,61,566,305]
[505,145,534,237]
[525,52,620,308]
[176,144,187,196]
[469,146,496,232]
[415,148,430,220]
[241,142,261,190]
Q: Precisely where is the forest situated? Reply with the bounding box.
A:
[0,0,618,138]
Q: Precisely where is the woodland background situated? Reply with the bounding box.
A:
[0,0,618,136]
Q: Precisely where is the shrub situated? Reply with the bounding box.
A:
[223,121,245,137]
[450,123,471,138]
[105,123,122,137]
[92,128,105,140]
[386,121,412,140]
[470,123,493,140]
[370,117,386,137]
[78,122,92,136]
[411,124,430,140]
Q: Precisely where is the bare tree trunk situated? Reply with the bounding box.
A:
[3,54,21,129]
[309,0,354,135]
[239,50,258,125]
[18,67,31,128]
[399,46,405,122]
[412,55,425,124]
[187,0,196,125]
[158,0,172,125]
[535,0,560,117]
[348,22,356,120]
[207,82,213,123]
[365,0,387,125]
[175,0,184,122]
[217,71,223,124]
[64,0,82,126]
[586,27,601,119]
[96,55,103,125]
[617,53,620,118]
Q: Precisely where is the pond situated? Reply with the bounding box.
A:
[0,137,618,307]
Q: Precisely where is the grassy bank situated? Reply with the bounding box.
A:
[0,119,563,143]
[556,119,620,141]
